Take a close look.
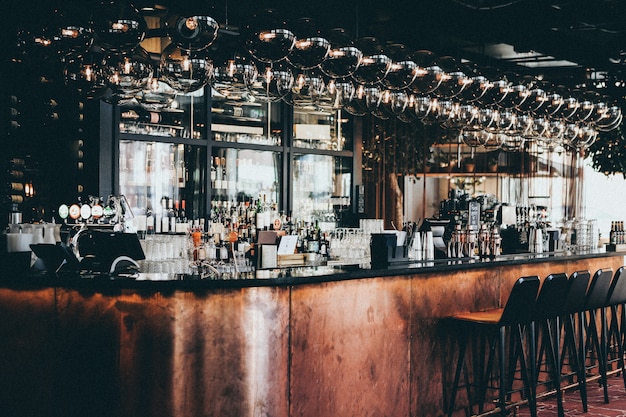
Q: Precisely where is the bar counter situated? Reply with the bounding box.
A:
[1,250,624,417]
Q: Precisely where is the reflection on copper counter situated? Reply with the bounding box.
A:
[0,255,622,417]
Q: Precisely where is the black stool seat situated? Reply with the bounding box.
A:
[447,276,540,417]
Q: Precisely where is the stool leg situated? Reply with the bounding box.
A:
[448,330,467,417]
[576,311,589,412]
[601,307,609,403]
[545,317,564,417]
[498,326,507,417]
[562,312,588,412]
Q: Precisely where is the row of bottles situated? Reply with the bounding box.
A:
[207,196,331,261]
[147,197,189,235]
[609,220,625,245]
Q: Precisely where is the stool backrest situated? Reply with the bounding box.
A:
[584,268,614,310]
[535,273,569,319]
[564,270,590,313]
[607,267,626,306]
[500,276,540,326]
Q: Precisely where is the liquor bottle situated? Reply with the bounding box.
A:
[210,158,217,189]
[220,157,227,190]
[214,156,222,190]
[146,201,155,235]
[168,198,176,234]
[5,194,24,204]
[610,221,616,245]
[176,144,186,188]
[120,106,184,126]
[160,197,169,233]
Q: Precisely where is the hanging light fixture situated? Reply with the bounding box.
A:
[319,28,363,79]
[166,15,219,51]
[408,50,444,95]
[91,0,147,53]
[243,9,295,63]
[63,50,109,99]
[287,17,331,70]
[104,45,153,95]
[244,61,294,102]
[351,37,392,86]
[159,43,213,93]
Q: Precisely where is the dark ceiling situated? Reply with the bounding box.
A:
[7,0,626,97]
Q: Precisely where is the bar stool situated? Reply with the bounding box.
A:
[605,266,626,388]
[533,273,569,417]
[447,276,540,417]
[559,270,590,412]
[581,268,614,404]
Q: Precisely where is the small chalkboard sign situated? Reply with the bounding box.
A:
[468,201,480,230]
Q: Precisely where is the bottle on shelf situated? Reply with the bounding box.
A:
[168,198,176,234]
[120,106,184,126]
[146,201,155,235]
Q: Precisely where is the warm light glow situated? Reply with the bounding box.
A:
[149,76,159,91]
[330,49,346,58]
[264,67,273,83]
[227,59,236,77]
[185,17,199,31]
[182,56,191,72]
[34,37,52,46]
[295,39,312,49]
[259,31,277,41]
[123,58,132,74]
[61,28,79,38]
[296,73,306,89]
[112,22,128,31]
[83,65,93,82]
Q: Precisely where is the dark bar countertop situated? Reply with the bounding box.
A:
[2,249,624,291]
